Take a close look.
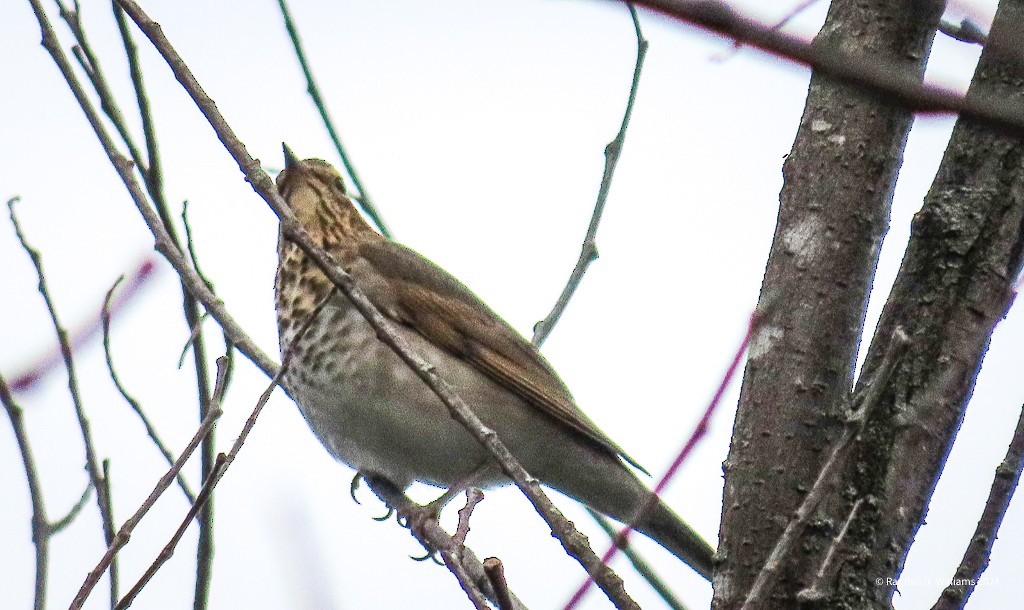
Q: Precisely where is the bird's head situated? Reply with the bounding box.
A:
[276,143,349,224]
[276,144,375,242]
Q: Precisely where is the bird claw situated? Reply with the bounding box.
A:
[410,549,443,564]
[392,503,446,563]
[350,473,363,504]
[353,472,396,520]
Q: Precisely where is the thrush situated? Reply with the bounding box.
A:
[274,144,715,580]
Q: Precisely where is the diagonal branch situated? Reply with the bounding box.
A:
[931,402,1024,610]
[29,0,276,379]
[741,329,911,610]
[632,0,1024,135]
[113,288,335,610]
[71,358,229,610]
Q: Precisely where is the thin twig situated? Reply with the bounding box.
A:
[58,4,220,602]
[532,2,647,346]
[739,328,912,610]
[102,277,197,504]
[633,0,1024,135]
[931,403,1024,610]
[528,6,697,605]
[115,286,336,609]
[567,311,755,609]
[440,546,490,610]
[27,0,280,384]
[102,8,220,601]
[713,0,823,61]
[182,199,236,402]
[50,482,94,534]
[112,0,161,194]
[100,458,117,607]
[54,0,146,172]
[1,373,50,610]
[21,35,275,608]
[454,488,484,547]
[797,497,865,604]
[113,449,221,610]
[1,375,91,609]
[585,508,689,610]
[112,356,232,610]
[178,312,212,368]
[8,195,119,603]
[771,0,822,31]
[275,0,391,237]
[70,358,229,610]
[111,3,639,607]
[9,258,155,393]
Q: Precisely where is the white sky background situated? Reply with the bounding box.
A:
[1,1,1021,609]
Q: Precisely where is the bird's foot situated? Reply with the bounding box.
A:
[352,472,397,521]
[396,500,443,537]
[395,501,446,563]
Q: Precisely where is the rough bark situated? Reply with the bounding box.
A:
[715,1,944,608]
[835,1,1024,606]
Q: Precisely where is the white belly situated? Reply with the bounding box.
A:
[282,303,529,489]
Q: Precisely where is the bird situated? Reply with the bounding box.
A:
[273,144,715,580]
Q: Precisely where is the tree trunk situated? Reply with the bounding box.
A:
[715,1,944,608]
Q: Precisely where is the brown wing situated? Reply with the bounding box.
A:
[355,239,646,472]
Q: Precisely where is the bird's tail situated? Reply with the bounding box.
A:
[542,448,716,580]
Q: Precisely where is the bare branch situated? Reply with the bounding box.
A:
[53,0,146,171]
[633,0,1024,135]
[440,547,490,610]
[70,359,228,610]
[115,283,342,608]
[931,403,1024,610]
[740,329,912,610]
[8,195,119,602]
[49,482,94,535]
[454,489,484,547]
[1,373,50,610]
[66,7,221,600]
[796,497,865,604]
[364,477,529,610]
[27,0,279,380]
[275,0,391,238]
[585,509,689,610]
[533,2,647,347]
[938,18,988,45]
[102,277,197,504]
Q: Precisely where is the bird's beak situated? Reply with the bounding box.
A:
[282,143,300,170]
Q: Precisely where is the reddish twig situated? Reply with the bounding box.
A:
[9,258,156,393]
[565,311,756,609]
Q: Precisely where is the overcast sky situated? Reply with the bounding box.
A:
[1,1,1020,609]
